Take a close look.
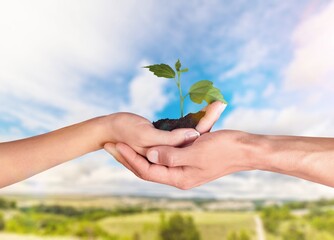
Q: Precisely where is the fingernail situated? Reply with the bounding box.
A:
[147,150,159,163]
[185,131,200,141]
[217,103,227,117]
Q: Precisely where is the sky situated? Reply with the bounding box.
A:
[1,0,334,200]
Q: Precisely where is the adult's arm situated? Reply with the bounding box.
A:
[106,130,334,189]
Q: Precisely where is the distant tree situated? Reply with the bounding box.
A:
[0,212,5,230]
[133,232,141,240]
[0,198,16,209]
[261,206,292,234]
[75,222,114,240]
[239,230,251,240]
[159,213,200,240]
[227,231,238,240]
[282,224,305,240]
[227,230,251,240]
[309,210,334,235]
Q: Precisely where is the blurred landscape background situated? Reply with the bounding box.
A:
[1,0,334,239]
[1,195,334,239]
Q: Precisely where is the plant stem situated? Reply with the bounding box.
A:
[176,72,184,118]
[179,86,184,118]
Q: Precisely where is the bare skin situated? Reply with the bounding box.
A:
[106,126,334,189]
[0,101,225,188]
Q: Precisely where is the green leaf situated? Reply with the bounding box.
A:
[189,80,227,104]
[175,59,181,72]
[180,68,189,73]
[205,86,227,104]
[143,64,175,78]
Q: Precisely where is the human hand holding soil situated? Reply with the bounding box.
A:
[102,112,202,156]
[104,101,227,177]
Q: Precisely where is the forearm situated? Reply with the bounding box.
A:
[252,134,334,187]
[0,116,111,188]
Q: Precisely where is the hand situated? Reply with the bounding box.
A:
[104,101,229,185]
[108,130,255,189]
[104,102,226,156]
[104,101,226,155]
[0,101,225,188]
[102,113,201,156]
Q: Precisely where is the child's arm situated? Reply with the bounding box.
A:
[0,101,225,188]
[0,114,197,188]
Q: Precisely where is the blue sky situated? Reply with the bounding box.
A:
[1,0,334,199]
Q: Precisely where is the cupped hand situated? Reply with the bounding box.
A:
[104,101,228,182]
[108,130,255,190]
[103,112,200,156]
[104,101,226,155]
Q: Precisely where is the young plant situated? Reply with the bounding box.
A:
[144,59,227,118]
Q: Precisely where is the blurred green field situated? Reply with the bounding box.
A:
[99,211,256,240]
[2,196,334,240]
[265,218,334,240]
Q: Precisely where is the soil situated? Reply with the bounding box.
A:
[153,111,205,131]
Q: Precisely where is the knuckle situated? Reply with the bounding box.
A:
[176,182,192,190]
[165,153,175,167]
[174,178,193,190]
[137,170,147,180]
[138,170,151,182]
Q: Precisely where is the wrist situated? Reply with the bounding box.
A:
[230,131,272,171]
[91,114,117,147]
[256,135,334,180]
[251,135,308,173]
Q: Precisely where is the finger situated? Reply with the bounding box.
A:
[116,143,185,187]
[104,143,139,176]
[143,127,200,147]
[196,101,227,133]
[146,146,192,167]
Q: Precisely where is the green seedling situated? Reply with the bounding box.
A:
[144,59,227,118]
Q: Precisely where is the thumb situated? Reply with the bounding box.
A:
[196,101,227,133]
[147,146,189,167]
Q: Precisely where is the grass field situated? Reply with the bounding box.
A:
[99,211,256,240]
[0,233,77,240]
[2,195,334,240]
[265,218,334,240]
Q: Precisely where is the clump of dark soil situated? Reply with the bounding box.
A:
[153,111,205,131]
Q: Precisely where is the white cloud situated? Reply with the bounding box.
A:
[284,1,334,91]
[222,106,334,136]
[221,39,269,80]
[0,1,171,132]
[3,156,334,200]
[222,1,334,137]
[0,150,138,195]
[197,171,334,200]
[119,61,170,120]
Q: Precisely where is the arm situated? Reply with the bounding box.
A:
[0,101,225,188]
[256,134,334,187]
[0,117,106,188]
[0,115,197,188]
[107,130,334,189]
